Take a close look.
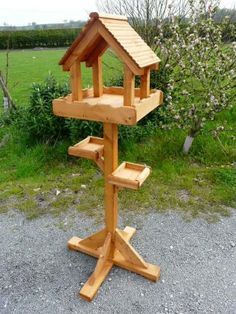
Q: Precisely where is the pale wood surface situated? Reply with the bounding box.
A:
[92,57,103,97]
[68,225,160,301]
[85,40,108,67]
[53,90,163,126]
[89,233,111,282]
[60,13,160,72]
[113,253,160,282]
[108,161,150,190]
[115,229,147,268]
[97,23,144,75]
[68,136,104,160]
[80,261,113,301]
[103,123,118,234]
[140,67,151,99]
[79,228,107,249]
[123,65,135,106]
[70,59,82,101]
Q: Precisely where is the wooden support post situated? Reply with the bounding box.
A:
[80,233,113,301]
[123,65,135,106]
[140,67,150,99]
[70,59,83,101]
[92,57,103,97]
[103,123,118,234]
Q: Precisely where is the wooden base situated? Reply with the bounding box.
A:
[68,226,160,301]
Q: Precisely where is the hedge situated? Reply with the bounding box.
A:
[0,28,82,49]
[0,22,234,51]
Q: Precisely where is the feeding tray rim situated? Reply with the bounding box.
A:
[108,161,150,190]
[53,88,163,126]
[68,136,104,160]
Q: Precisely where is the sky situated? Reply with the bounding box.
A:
[1,0,236,26]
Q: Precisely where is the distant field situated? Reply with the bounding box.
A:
[0,48,122,105]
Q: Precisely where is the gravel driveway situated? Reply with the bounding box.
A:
[0,209,235,314]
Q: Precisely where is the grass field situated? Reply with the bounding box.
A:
[0,48,235,222]
[0,48,122,104]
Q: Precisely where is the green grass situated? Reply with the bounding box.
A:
[0,48,122,104]
[0,123,235,222]
[0,48,235,222]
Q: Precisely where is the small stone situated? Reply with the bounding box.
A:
[230,241,235,247]
[170,245,173,250]
[108,278,112,282]
[80,282,84,286]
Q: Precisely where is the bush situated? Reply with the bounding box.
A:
[13,74,102,145]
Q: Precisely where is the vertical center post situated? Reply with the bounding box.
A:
[103,123,118,235]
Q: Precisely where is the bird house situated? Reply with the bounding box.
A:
[53,12,163,125]
[53,12,163,302]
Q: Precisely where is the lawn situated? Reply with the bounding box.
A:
[0,48,122,104]
[0,48,235,223]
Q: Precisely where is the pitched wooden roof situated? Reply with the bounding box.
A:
[60,12,160,75]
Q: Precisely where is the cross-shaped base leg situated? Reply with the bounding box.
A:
[68,226,160,301]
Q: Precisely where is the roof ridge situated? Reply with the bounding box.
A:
[90,12,128,21]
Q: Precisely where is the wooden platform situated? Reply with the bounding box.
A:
[53,87,163,125]
[108,161,150,190]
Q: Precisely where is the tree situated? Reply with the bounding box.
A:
[155,0,236,153]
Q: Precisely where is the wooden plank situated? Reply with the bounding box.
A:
[103,123,118,234]
[70,59,82,101]
[67,236,100,258]
[80,260,113,301]
[121,226,136,241]
[107,161,150,190]
[95,157,104,172]
[113,253,160,282]
[136,167,151,186]
[140,67,150,99]
[108,177,139,190]
[53,89,163,125]
[88,233,112,285]
[53,97,137,125]
[63,20,100,71]
[103,86,141,97]
[86,40,108,67]
[68,136,104,160]
[92,57,103,97]
[79,228,107,249]
[135,90,164,122]
[97,22,144,75]
[115,229,147,268]
[123,65,135,106]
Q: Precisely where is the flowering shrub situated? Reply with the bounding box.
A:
[155,0,236,152]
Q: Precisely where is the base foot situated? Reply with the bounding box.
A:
[68,226,160,301]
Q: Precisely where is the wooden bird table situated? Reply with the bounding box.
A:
[53,11,163,301]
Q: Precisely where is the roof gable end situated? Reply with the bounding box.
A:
[60,12,160,74]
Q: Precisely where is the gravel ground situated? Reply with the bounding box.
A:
[0,209,235,314]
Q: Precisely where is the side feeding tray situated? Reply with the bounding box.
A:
[108,162,150,190]
[68,136,104,160]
